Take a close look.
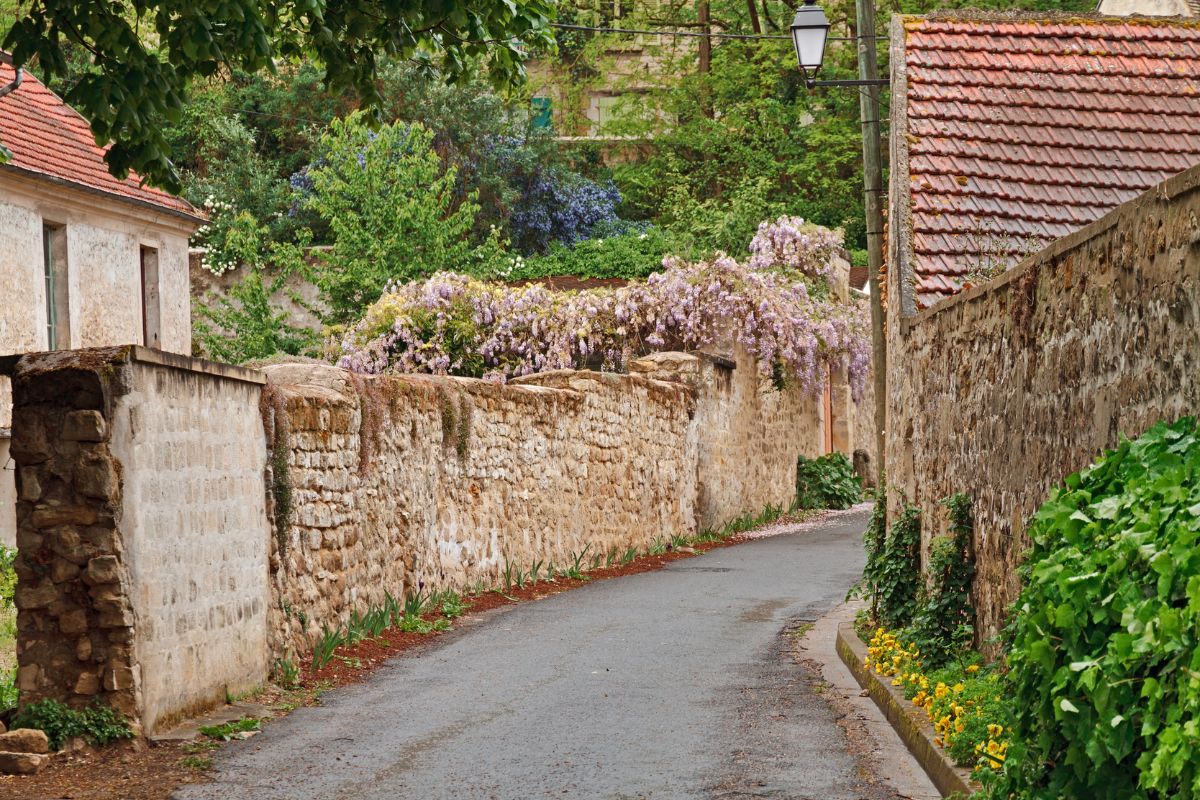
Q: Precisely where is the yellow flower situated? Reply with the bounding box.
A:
[966,664,980,674]
[952,683,965,693]
[987,724,1004,738]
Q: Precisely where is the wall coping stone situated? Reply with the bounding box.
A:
[0,345,266,386]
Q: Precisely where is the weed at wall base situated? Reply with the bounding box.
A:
[11,699,133,750]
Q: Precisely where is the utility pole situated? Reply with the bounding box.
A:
[855,0,887,491]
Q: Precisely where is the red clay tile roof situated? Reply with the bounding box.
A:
[901,16,1200,307]
[0,60,200,221]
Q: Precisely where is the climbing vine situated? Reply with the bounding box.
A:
[259,382,293,560]
[908,493,976,667]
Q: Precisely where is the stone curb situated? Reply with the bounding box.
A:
[835,622,978,798]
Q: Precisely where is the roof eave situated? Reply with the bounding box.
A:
[0,162,206,227]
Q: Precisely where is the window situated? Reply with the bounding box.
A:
[531,97,553,132]
[41,224,69,350]
[594,95,622,130]
[140,246,161,349]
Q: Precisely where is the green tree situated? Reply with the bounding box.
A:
[192,214,317,362]
[304,113,485,322]
[1,0,554,189]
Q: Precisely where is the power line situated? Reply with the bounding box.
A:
[551,22,885,42]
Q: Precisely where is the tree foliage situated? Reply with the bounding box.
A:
[1,0,554,190]
[303,113,489,322]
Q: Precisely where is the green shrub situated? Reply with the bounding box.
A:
[304,113,484,322]
[987,418,1200,800]
[907,493,976,667]
[794,452,862,510]
[12,699,133,750]
[193,265,318,364]
[484,226,677,282]
[852,492,888,620]
[876,504,922,629]
[0,545,14,604]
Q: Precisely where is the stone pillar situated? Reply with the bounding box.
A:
[6,349,140,722]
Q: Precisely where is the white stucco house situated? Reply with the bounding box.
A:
[0,55,204,545]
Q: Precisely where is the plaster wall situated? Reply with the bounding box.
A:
[0,173,198,424]
[110,358,270,733]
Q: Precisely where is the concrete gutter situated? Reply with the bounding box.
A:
[835,622,978,798]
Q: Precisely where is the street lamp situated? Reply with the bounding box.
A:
[791,0,888,88]
[789,0,830,86]
[793,0,888,492]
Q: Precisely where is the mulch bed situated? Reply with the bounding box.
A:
[2,512,820,800]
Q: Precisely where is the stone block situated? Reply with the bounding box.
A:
[14,580,57,610]
[59,607,88,635]
[9,408,51,464]
[50,528,90,565]
[83,555,121,586]
[50,558,80,584]
[32,505,98,529]
[103,663,136,691]
[16,664,40,691]
[0,729,50,754]
[73,671,100,696]
[98,607,134,629]
[0,751,49,775]
[75,454,117,500]
[61,410,107,442]
[17,468,42,502]
[75,637,93,662]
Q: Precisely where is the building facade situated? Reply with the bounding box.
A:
[0,58,203,545]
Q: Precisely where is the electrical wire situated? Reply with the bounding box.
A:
[551,22,886,42]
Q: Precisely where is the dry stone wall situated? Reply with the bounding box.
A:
[261,361,699,655]
[886,164,1200,643]
[631,350,825,531]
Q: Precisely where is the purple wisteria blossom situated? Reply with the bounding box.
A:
[748,215,844,282]
[336,223,870,399]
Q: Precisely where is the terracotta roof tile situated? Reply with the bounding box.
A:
[903,17,1200,307]
[0,60,199,220]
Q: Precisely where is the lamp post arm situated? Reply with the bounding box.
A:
[805,77,887,87]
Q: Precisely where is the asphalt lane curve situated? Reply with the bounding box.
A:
[177,506,902,800]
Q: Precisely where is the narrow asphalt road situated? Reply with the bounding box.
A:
[178,507,906,800]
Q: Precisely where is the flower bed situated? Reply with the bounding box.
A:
[862,626,1010,780]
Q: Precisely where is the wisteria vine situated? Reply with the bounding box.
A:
[336,218,870,398]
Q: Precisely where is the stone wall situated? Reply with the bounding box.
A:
[5,341,856,728]
[4,348,269,735]
[261,361,700,655]
[632,349,826,531]
[885,164,1200,642]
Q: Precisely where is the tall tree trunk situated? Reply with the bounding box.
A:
[747,0,762,34]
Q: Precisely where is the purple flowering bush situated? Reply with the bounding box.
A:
[748,215,845,283]
[334,220,869,397]
[508,169,625,255]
